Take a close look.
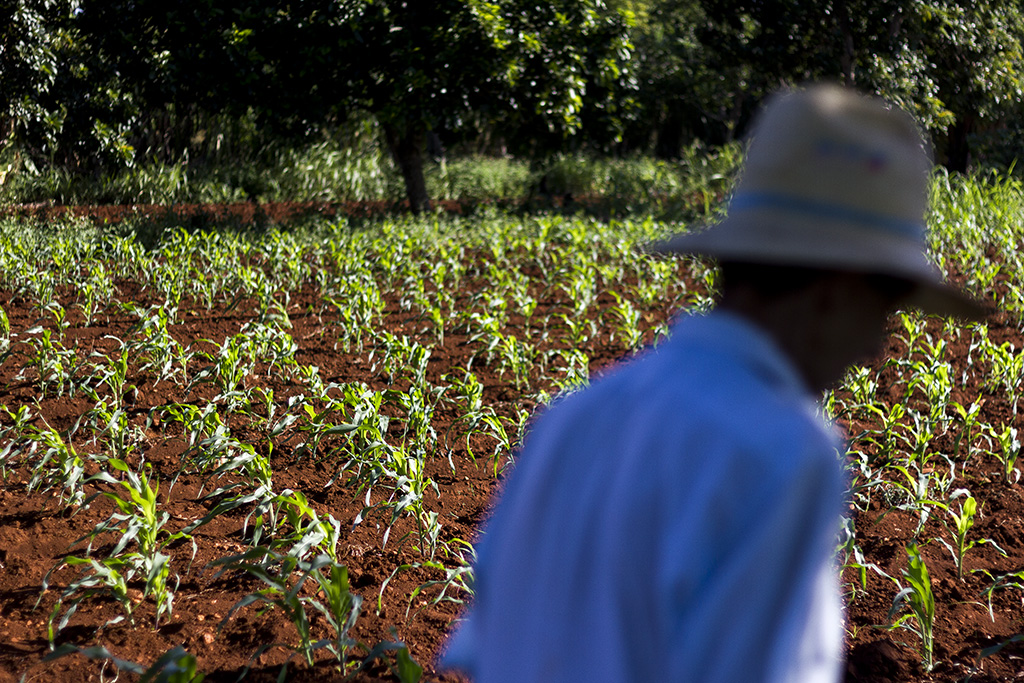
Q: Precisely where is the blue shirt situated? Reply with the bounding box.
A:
[443,310,847,682]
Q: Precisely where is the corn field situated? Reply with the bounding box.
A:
[1,169,1024,682]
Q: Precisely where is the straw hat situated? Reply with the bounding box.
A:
[653,83,987,320]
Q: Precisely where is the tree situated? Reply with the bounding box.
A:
[69,0,634,213]
[0,0,61,156]
[865,1,1024,172]
[0,1,141,172]
[694,0,1024,172]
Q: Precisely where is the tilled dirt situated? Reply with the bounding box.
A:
[0,203,1022,682]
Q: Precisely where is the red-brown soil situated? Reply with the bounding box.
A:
[0,203,1022,682]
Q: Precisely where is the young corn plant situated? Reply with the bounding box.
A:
[950,398,983,462]
[443,370,484,422]
[83,459,191,623]
[209,551,363,677]
[126,303,190,385]
[389,384,443,454]
[977,568,1024,621]
[937,492,977,582]
[987,423,1021,484]
[22,327,80,397]
[292,394,363,462]
[495,333,537,391]
[44,301,71,339]
[558,311,597,349]
[358,440,441,555]
[88,341,138,409]
[908,358,953,432]
[188,333,257,411]
[378,538,476,621]
[79,401,142,463]
[272,489,344,561]
[160,401,226,451]
[859,401,907,465]
[44,459,192,642]
[608,291,644,351]
[245,320,300,377]
[23,423,90,508]
[985,341,1024,415]
[550,349,591,396]
[463,311,504,365]
[42,555,135,644]
[886,544,937,672]
[887,462,944,536]
[935,491,1005,582]
[466,407,531,477]
[0,404,33,478]
[74,262,117,327]
[0,302,11,354]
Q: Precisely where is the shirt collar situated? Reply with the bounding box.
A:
[669,309,817,401]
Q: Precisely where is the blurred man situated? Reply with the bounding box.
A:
[441,84,984,682]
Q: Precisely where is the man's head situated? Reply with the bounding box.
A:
[652,83,985,390]
[654,82,985,321]
[717,262,914,392]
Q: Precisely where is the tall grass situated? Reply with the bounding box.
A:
[0,135,740,214]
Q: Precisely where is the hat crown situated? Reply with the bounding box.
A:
[735,84,932,235]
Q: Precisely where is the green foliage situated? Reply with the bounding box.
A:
[887,543,938,672]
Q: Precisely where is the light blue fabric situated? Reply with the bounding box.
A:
[442,310,847,682]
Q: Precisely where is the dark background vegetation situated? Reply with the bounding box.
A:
[1,0,1023,212]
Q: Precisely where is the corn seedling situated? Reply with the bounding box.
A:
[43,556,135,644]
[79,401,142,462]
[466,407,531,477]
[273,489,344,561]
[551,348,591,396]
[987,423,1021,484]
[443,370,484,422]
[936,492,979,582]
[126,303,189,384]
[188,333,257,411]
[22,327,80,397]
[394,537,476,625]
[20,422,90,507]
[68,459,192,628]
[608,291,644,351]
[210,550,363,676]
[0,302,11,352]
[951,398,984,462]
[977,568,1024,621]
[886,544,937,672]
[985,341,1024,415]
[293,398,362,462]
[87,341,138,409]
[937,491,1003,581]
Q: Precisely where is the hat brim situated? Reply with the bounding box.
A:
[649,215,990,322]
[902,281,991,322]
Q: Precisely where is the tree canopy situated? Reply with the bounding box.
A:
[2,0,1024,206]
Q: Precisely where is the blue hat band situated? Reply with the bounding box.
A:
[730,191,926,242]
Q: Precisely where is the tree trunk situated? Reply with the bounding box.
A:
[835,0,856,86]
[383,122,429,214]
[655,101,686,160]
[945,115,974,174]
